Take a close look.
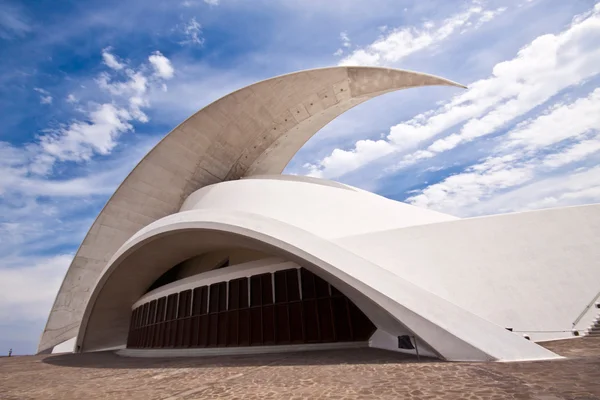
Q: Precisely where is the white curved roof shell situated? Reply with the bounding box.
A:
[40,67,464,353]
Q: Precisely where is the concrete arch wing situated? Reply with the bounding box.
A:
[39,67,465,353]
[77,209,559,362]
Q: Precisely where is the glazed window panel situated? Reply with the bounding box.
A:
[289,302,304,343]
[260,274,273,305]
[238,309,250,346]
[199,314,209,347]
[227,310,239,346]
[286,269,300,301]
[318,298,334,342]
[331,297,352,341]
[127,267,376,349]
[250,307,262,345]
[303,300,319,342]
[239,278,249,308]
[275,304,290,344]
[274,270,287,303]
[209,284,220,313]
[192,286,208,316]
[301,268,316,299]
[229,279,240,310]
[147,300,157,325]
[218,282,227,312]
[314,274,330,298]
[208,313,219,346]
[262,305,276,345]
[178,290,192,318]
[156,297,167,322]
[166,293,178,320]
[250,275,262,306]
[217,313,228,346]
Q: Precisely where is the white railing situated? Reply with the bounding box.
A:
[572,290,600,328]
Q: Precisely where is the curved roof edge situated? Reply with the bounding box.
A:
[39,66,465,353]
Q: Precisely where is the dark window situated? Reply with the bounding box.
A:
[314,274,330,298]
[286,269,300,301]
[156,297,167,322]
[274,270,288,303]
[166,294,178,320]
[301,268,316,299]
[218,282,227,312]
[238,309,250,346]
[250,275,262,306]
[127,267,375,350]
[303,300,319,342]
[239,278,249,308]
[178,290,192,318]
[227,311,239,346]
[146,262,185,293]
[261,274,273,305]
[192,286,208,316]
[229,279,240,310]
[250,308,262,345]
[262,305,276,345]
[209,284,220,313]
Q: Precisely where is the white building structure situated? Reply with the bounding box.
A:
[40,67,600,362]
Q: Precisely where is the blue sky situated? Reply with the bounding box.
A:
[1,0,599,355]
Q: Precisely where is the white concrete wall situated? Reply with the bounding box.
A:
[336,204,600,342]
[181,176,457,239]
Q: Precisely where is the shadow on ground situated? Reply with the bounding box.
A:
[42,347,431,369]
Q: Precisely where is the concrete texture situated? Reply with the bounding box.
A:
[40,67,463,353]
[3,337,600,400]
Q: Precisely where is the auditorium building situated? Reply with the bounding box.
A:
[40,67,600,362]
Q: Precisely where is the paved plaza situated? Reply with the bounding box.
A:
[1,337,599,400]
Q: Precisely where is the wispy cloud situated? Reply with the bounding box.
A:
[407,88,600,216]
[101,47,125,70]
[304,3,600,181]
[179,17,205,46]
[0,2,31,40]
[339,2,506,66]
[33,87,52,104]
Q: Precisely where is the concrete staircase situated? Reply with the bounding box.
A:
[587,315,600,337]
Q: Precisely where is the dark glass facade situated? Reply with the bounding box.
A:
[127,268,375,348]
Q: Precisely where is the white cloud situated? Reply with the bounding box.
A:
[405,88,600,216]
[101,48,125,70]
[306,139,394,178]
[149,51,175,79]
[179,17,204,46]
[339,3,504,66]
[39,103,133,163]
[305,4,600,180]
[340,31,351,48]
[34,87,52,105]
[204,0,220,4]
[66,94,77,103]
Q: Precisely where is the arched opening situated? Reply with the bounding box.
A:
[127,267,375,349]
